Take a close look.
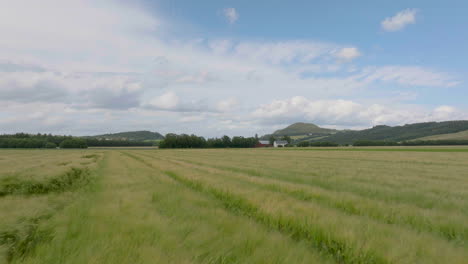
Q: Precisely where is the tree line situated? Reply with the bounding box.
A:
[0,133,154,149]
[296,141,339,147]
[159,134,259,148]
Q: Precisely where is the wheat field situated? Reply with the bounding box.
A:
[1,148,467,264]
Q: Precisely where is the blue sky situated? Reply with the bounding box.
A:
[0,0,467,136]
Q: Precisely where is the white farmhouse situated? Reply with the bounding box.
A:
[274,140,288,148]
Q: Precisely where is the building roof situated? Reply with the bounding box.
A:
[259,140,270,144]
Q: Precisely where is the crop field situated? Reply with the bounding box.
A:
[0,148,467,264]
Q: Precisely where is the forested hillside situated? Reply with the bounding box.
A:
[308,121,468,145]
[272,122,336,136]
[89,131,164,141]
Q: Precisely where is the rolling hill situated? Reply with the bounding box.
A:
[88,131,164,141]
[414,130,468,141]
[305,121,468,145]
[272,122,336,136]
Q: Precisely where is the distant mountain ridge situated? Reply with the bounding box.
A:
[272,122,336,136]
[88,131,164,141]
[300,120,468,145]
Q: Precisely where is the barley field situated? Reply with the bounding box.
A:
[1,148,467,264]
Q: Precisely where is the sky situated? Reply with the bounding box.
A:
[1,0,467,137]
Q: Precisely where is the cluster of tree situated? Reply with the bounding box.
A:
[0,133,74,145]
[159,134,259,149]
[0,133,69,149]
[85,138,153,147]
[88,130,164,141]
[353,140,400,146]
[59,139,88,148]
[0,138,55,148]
[296,141,339,147]
[0,134,89,149]
[401,140,468,146]
[0,133,161,149]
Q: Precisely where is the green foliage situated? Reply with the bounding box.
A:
[297,141,338,147]
[59,139,88,149]
[321,121,468,145]
[0,216,53,263]
[281,135,292,144]
[0,133,151,148]
[159,134,258,149]
[0,133,82,149]
[268,135,276,145]
[84,138,152,147]
[0,168,91,196]
[297,141,310,147]
[353,141,399,146]
[309,141,339,147]
[88,130,164,141]
[44,142,57,149]
[401,140,468,146]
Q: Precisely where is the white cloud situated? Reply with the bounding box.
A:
[148,91,180,110]
[0,71,69,103]
[334,47,361,60]
[252,96,468,128]
[233,41,334,64]
[223,8,239,24]
[0,0,463,137]
[432,105,457,120]
[179,115,206,123]
[217,98,239,112]
[357,66,458,87]
[381,9,417,32]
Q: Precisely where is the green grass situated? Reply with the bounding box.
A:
[284,146,468,152]
[415,130,468,141]
[0,148,467,263]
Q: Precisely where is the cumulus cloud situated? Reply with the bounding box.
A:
[223,8,239,24]
[82,78,143,110]
[0,0,463,137]
[334,47,361,60]
[252,96,467,127]
[0,70,69,103]
[381,9,417,32]
[179,115,206,123]
[148,91,180,110]
[217,98,239,112]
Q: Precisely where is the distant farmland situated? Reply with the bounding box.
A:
[415,130,468,141]
[1,148,467,263]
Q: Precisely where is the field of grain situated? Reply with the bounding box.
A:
[1,148,467,264]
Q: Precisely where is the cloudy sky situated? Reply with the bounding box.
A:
[1,0,467,137]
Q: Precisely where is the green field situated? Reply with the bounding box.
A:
[1,148,467,264]
[415,130,468,141]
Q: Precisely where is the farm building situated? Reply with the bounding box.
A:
[274,140,288,147]
[255,140,272,148]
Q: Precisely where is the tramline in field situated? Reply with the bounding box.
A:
[0,148,467,264]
